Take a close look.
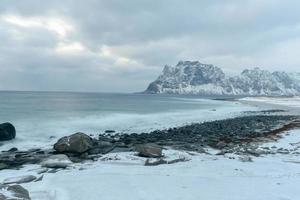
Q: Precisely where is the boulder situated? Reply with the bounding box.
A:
[0,123,16,141]
[0,184,31,200]
[135,143,163,158]
[88,141,114,155]
[54,132,94,154]
[3,175,37,184]
[7,185,31,200]
[41,154,73,168]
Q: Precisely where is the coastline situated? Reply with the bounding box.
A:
[1,97,300,200]
[240,96,300,114]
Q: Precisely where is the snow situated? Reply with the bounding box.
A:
[0,128,300,200]
[1,97,300,200]
[241,96,300,108]
[146,61,300,96]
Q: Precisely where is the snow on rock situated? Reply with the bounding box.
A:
[41,154,73,169]
[145,61,300,96]
[3,175,37,184]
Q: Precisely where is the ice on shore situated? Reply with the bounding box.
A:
[1,97,300,200]
[241,96,300,108]
[0,128,300,200]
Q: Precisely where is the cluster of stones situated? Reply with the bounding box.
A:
[1,114,300,198]
[1,115,300,170]
[111,115,300,152]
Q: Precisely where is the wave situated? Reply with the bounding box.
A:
[0,101,254,151]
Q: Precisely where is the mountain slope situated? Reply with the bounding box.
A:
[145,61,300,96]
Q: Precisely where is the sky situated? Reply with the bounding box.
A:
[0,0,300,92]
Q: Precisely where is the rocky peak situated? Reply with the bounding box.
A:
[145,61,300,96]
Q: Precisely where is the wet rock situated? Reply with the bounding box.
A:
[145,157,188,166]
[145,158,167,166]
[54,132,94,154]
[277,149,290,154]
[8,147,18,152]
[34,175,44,182]
[0,122,16,141]
[215,150,226,156]
[0,184,31,200]
[111,115,298,154]
[3,175,37,184]
[105,130,115,133]
[135,143,163,158]
[239,156,253,162]
[244,149,265,157]
[88,141,114,155]
[110,147,132,153]
[41,154,72,168]
[47,169,59,173]
[215,141,227,149]
[0,148,48,170]
[0,193,5,199]
[0,163,8,170]
[36,168,48,174]
[7,185,31,200]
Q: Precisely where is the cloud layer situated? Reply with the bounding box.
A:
[1,0,300,92]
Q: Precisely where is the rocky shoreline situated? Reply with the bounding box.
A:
[1,111,300,199]
[1,111,299,169]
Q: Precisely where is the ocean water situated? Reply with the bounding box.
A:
[0,91,255,150]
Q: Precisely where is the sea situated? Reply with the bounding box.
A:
[0,91,255,150]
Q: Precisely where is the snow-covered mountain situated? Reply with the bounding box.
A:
[145,61,300,96]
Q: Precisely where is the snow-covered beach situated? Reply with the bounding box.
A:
[1,96,300,200]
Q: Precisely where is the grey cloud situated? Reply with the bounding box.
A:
[0,0,300,92]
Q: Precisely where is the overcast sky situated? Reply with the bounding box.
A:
[1,0,300,92]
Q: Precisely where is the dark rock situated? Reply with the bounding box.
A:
[88,141,114,155]
[3,175,37,184]
[105,130,116,133]
[7,185,31,200]
[47,169,59,173]
[8,147,18,152]
[239,156,253,162]
[135,143,163,158]
[34,175,44,182]
[109,147,132,153]
[145,157,188,166]
[54,132,94,154]
[41,154,72,168]
[215,141,227,149]
[37,168,48,174]
[145,158,167,166]
[0,193,5,199]
[0,122,16,141]
[0,163,8,170]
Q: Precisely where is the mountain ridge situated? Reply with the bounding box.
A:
[144,61,300,96]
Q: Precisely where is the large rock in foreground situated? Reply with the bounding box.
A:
[54,132,94,154]
[0,184,31,200]
[0,122,16,141]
